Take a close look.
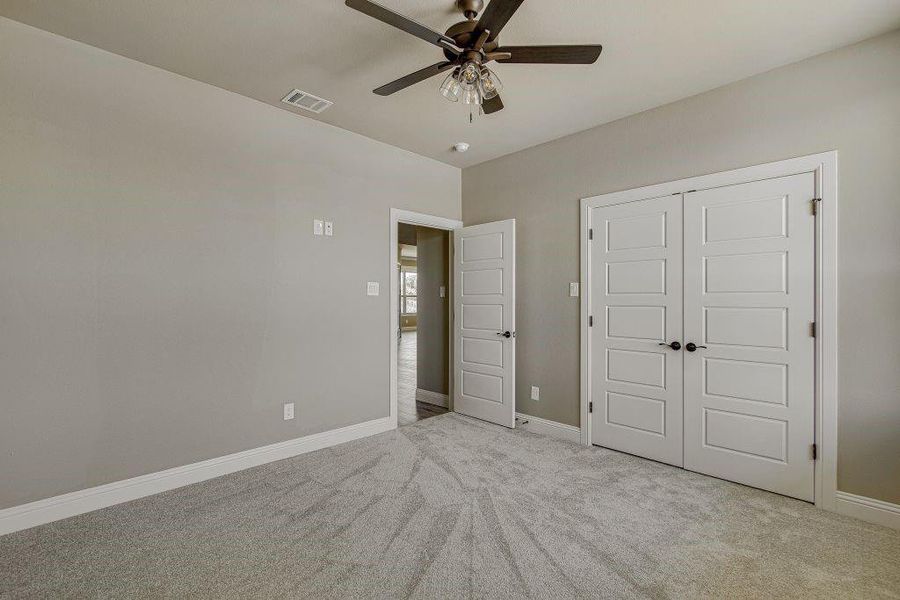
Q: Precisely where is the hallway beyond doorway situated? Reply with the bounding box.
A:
[397,331,448,426]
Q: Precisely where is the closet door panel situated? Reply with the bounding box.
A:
[682,173,816,501]
[590,195,683,467]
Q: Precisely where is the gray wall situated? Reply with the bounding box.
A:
[0,18,460,509]
[416,228,450,396]
[463,31,900,505]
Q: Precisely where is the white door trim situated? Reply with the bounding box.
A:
[580,151,838,513]
[390,209,463,429]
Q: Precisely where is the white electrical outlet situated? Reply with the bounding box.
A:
[324,221,334,236]
[531,386,540,401]
[313,219,324,236]
[569,282,580,297]
[283,402,295,420]
[367,281,380,296]
[439,286,446,298]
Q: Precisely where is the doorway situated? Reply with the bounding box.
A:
[390,210,461,429]
[390,209,518,430]
[396,222,451,426]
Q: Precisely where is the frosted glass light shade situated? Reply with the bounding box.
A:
[439,71,461,102]
[459,62,479,89]
[462,87,481,105]
[479,66,503,99]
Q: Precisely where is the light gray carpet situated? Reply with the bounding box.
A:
[1,413,898,599]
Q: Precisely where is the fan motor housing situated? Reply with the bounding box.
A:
[444,19,499,61]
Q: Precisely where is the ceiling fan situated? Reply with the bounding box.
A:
[345,0,603,115]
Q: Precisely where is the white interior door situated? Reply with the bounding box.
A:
[453,219,516,428]
[683,173,816,501]
[590,196,684,466]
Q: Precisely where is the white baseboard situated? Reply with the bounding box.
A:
[0,416,394,537]
[415,388,449,408]
[834,491,900,530]
[515,413,581,443]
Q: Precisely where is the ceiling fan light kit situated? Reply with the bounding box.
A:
[479,66,502,99]
[346,0,603,119]
[439,69,462,102]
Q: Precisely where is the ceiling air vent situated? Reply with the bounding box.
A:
[281,89,333,114]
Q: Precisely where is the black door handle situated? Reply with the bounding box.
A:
[685,342,707,352]
[658,341,681,350]
[497,331,511,338]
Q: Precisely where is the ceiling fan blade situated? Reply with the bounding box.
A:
[476,0,525,42]
[495,45,603,64]
[482,94,504,114]
[346,0,459,51]
[374,61,455,96]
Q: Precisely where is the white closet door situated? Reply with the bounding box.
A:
[454,219,516,428]
[591,196,684,466]
[682,173,816,501]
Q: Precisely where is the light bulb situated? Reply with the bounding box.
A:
[462,86,481,106]
[459,62,479,89]
[439,71,461,102]
[478,66,503,99]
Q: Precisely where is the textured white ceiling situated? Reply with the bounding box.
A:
[3,1,899,167]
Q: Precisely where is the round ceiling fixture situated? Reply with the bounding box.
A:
[453,142,470,152]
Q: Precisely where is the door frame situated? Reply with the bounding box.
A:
[579,151,838,510]
[389,209,463,429]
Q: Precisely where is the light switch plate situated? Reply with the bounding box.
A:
[367,281,379,296]
[439,286,446,298]
[313,219,324,236]
[530,386,540,401]
[283,402,295,420]
[324,221,333,236]
[569,282,580,297]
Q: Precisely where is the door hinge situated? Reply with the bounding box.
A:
[811,198,821,215]
[589,401,593,413]
[588,228,593,240]
[589,315,593,327]
[810,322,816,337]
[812,443,817,460]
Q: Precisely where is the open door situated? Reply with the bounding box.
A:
[453,219,516,428]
